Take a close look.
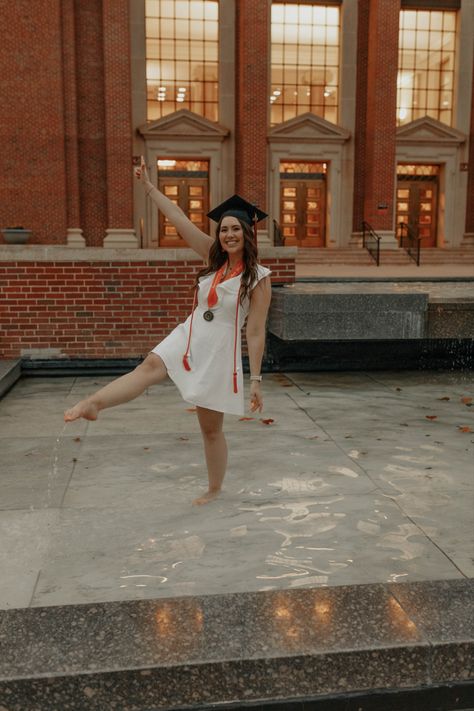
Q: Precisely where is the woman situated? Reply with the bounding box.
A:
[64,157,272,505]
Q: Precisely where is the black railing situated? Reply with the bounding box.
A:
[398,222,421,266]
[361,221,381,266]
[273,219,283,246]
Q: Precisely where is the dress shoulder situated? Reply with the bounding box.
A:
[250,264,272,289]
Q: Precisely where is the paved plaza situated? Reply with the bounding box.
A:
[0,369,472,611]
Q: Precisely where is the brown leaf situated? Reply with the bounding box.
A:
[186,407,196,412]
[425,416,438,421]
[461,397,472,405]
[395,387,402,392]
[458,425,473,433]
[178,436,189,441]
[74,436,81,442]
[143,447,149,450]
[260,418,275,425]
[239,417,254,421]
[437,396,450,401]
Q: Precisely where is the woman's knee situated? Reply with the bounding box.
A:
[136,353,167,384]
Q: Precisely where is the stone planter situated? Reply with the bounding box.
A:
[1,228,32,244]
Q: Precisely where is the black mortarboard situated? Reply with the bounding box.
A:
[207,194,267,241]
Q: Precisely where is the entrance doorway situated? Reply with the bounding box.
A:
[280,161,327,247]
[396,164,439,248]
[157,159,209,247]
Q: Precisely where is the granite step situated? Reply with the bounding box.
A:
[0,579,472,710]
[0,359,21,399]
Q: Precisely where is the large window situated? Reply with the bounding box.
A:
[397,9,457,126]
[271,3,340,126]
[145,0,218,121]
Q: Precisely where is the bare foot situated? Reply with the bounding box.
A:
[192,490,221,506]
[64,399,100,422]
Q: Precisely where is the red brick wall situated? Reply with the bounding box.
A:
[0,259,294,359]
[352,0,370,232]
[235,0,269,217]
[0,0,68,244]
[359,0,400,231]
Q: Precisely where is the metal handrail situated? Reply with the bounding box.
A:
[398,222,421,266]
[361,221,381,266]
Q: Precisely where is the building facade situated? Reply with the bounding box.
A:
[1,0,474,252]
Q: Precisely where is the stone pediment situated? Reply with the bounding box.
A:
[137,109,229,141]
[268,112,350,144]
[396,116,465,145]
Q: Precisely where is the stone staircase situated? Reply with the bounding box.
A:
[296,247,474,266]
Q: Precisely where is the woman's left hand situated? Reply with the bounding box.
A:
[249,381,263,413]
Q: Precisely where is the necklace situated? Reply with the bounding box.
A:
[203,260,243,321]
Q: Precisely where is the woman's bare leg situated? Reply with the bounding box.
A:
[64,353,167,422]
[193,406,226,505]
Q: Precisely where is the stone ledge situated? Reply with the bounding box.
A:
[0,245,297,263]
[0,359,21,398]
[0,579,472,710]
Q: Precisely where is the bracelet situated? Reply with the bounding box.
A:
[250,375,262,382]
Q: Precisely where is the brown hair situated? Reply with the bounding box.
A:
[194,215,259,303]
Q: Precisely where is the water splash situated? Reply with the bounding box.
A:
[44,422,68,509]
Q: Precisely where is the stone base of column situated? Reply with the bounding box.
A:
[103,229,138,249]
[67,228,85,247]
[349,231,363,248]
[461,233,474,248]
[256,229,271,246]
[376,231,399,249]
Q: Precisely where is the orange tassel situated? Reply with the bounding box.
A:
[183,355,191,371]
[233,372,238,394]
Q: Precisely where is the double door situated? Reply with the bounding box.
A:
[280,179,326,247]
[157,160,209,248]
[396,173,439,248]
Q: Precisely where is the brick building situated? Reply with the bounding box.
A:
[1,0,474,250]
[1,0,473,361]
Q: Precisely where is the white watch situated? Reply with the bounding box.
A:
[250,375,262,382]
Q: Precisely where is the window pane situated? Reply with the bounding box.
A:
[397,9,457,126]
[271,3,340,126]
[146,1,219,121]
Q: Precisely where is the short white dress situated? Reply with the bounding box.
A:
[152,264,271,416]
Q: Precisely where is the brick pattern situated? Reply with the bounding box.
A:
[235,0,269,218]
[465,54,474,234]
[102,0,134,230]
[352,0,370,232]
[75,0,108,246]
[61,0,81,229]
[0,0,67,244]
[0,259,295,359]
[361,0,400,231]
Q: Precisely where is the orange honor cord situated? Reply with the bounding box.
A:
[233,287,241,394]
[182,287,198,371]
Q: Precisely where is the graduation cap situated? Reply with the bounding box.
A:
[207,194,267,242]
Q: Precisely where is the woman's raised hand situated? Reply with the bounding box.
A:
[135,156,151,188]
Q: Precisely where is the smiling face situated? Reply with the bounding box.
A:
[218,215,245,259]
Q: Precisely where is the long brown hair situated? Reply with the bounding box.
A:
[194,216,258,303]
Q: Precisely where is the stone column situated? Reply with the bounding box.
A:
[353,0,400,248]
[235,0,270,243]
[61,0,84,247]
[463,56,474,247]
[102,0,137,248]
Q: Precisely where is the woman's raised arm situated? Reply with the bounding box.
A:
[136,156,214,261]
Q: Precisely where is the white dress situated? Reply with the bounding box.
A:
[151,264,271,416]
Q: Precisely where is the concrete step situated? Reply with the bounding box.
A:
[0,359,21,398]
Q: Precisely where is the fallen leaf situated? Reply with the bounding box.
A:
[260,418,274,425]
[74,436,81,442]
[143,447,149,450]
[400,423,409,427]
[425,416,438,421]
[239,417,254,421]
[72,457,78,462]
[395,387,402,392]
[186,408,196,412]
[179,436,189,441]
[461,397,472,405]
[458,426,473,433]
[437,396,450,401]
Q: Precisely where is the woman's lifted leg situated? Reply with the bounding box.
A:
[64,353,167,422]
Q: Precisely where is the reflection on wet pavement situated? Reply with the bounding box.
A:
[0,370,472,608]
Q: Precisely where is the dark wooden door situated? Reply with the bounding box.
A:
[396,178,438,248]
[280,179,326,247]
